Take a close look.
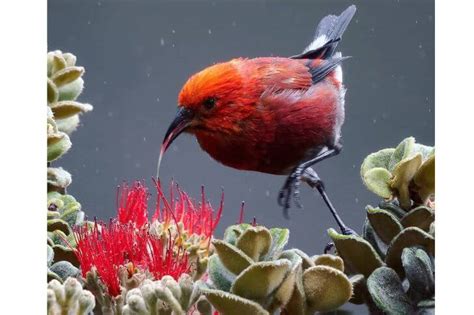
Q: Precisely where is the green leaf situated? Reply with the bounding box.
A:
[51,66,84,87]
[51,54,67,74]
[412,143,434,161]
[50,101,93,119]
[56,115,80,135]
[313,254,344,272]
[378,201,406,219]
[62,53,77,67]
[212,240,253,275]
[303,265,352,312]
[281,261,306,315]
[360,148,395,176]
[47,167,72,190]
[386,227,435,277]
[272,258,300,308]
[47,245,54,267]
[49,261,79,281]
[367,206,403,244]
[47,78,59,104]
[390,154,423,210]
[400,206,434,232]
[208,254,235,292]
[367,267,415,315]
[235,226,272,261]
[362,167,393,198]
[47,131,72,162]
[402,247,434,300]
[231,260,291,301]
[223,224,251,245]
[412,155,435,203]
[47,219,71,235]
[52,244,80,267]
[349,274,367,305]
[328,228,384,277]
[58,77,84,101]
[202,289,269,315]
[389,137,415,171]
[362,219,387,260]
[264,228,289,260]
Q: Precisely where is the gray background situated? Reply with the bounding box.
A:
[48,0,433,312]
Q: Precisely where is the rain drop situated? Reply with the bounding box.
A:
[208,29,212,34]
[160,38,165,46]
[156,97,160,103]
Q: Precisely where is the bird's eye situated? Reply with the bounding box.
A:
[203,97,217,110]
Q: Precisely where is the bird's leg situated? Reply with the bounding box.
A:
[302,167,356,235]
[278,145,341,217]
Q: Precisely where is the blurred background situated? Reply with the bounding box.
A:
[48,1,433,311]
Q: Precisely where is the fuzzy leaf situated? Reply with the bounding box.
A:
[202,289,269,315]
[367,206,403,244]
[285,248,314,270]
[362,219,387,260]
[47,131,72,162]
[413,155,435,203]
[362,167,393,198]
[47,219,71,234]
[400,206,434,232]
[378,201,406,219]
[349,274,367,305]
[412,143,434,161]
[272,258,300,308]
[390,153,423,209]
[47,245,54,267]
[402,247,434,300]
[235,226,272,261]
[328,228,384,277]
[51,54,67,74]
[313,254,344,272]
[303,265,352,312]
[223,224,251,245]
[50,101,93,119]
[62,53,77,67]
[51,66,84,87]
[49,261,80,281]
[389,137,415,171]
[281,261,306,315]
[231,260,291,301]
[56,115,80,135]
[58,77,84,101]
[212,240,253,275]
[367,267,415,314]
[208,254,235,292]
[360,148,395,176]
[264,228,289,260]
[52,244,80,267]
[48,78,59,104]
[386,227,435,277]
[47,167,72,190]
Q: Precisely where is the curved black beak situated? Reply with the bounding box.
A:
[157,107,194,178]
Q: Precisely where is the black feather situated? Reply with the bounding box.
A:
[307,56,350,84]
[292,5,356,60]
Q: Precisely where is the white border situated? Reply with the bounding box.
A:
[0,0,46,313]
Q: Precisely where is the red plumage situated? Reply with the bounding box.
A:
[158,5,357,224]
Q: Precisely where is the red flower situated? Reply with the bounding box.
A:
[73,180,222,297]
[152,180,223,246]
[117,181,148,228]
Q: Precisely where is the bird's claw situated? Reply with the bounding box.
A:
[278,170,304,216]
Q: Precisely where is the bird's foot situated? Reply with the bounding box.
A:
[278,169,304,217]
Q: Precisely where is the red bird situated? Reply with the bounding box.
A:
[159,6,357,235]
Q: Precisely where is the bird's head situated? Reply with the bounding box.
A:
[157,59,252,177]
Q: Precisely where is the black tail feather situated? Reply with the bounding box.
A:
[291,5,356,60]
